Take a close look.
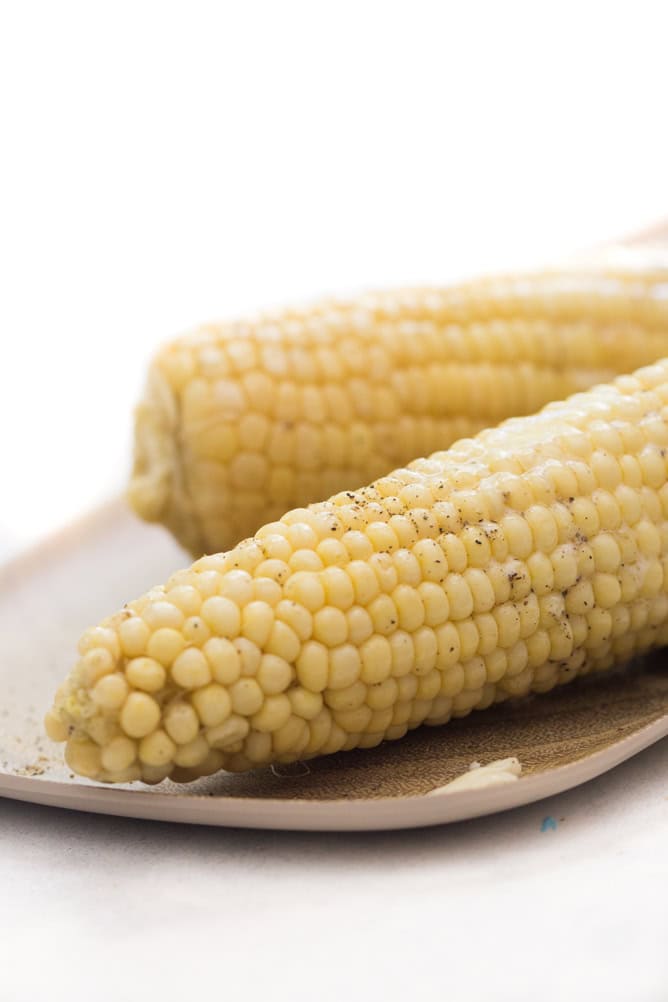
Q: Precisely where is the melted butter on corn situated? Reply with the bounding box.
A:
[48,358,668,784]
[130,266,668,555]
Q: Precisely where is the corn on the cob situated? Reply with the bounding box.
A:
[48,358,668,784]
[129,266,668,555]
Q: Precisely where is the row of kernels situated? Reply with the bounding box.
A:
[189,418,410,469]
[395,362,575,421]
[185,364,404,421]
[61,604,668,782]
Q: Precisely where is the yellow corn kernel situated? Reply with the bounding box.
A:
[91,672,128,710]
[207,715,250,750]
[118,616,151,658]
[101,735,137,774]
[147,627,187,666]
[139,729,177,767]
[171,648,211,689]
[125,657,166,693]
[164,702,200,745]
[65,738,102,779]
[191,684,232,727]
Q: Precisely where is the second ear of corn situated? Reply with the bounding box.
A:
[47,358,668,784]
[129,265,668,555]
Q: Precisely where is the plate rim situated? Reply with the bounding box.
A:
[2,710,667,831]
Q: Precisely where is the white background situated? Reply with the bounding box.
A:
[1,3,668,999]
[2,0,668,554]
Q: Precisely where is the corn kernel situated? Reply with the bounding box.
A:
[120,693,161,739]
[288,687,323,720]
[313,606,348,646]
[118,617,151,658]
[125,657,166,693]
[101,736,137,773]
[191,684,232,726]
[251,694,292,733]
[257,653,293,694]
[164,701,200,745]
[200,596,241,635]
[171,648,211,689]
[203,637,241,685]
[229,678,264,715]
[174,735,210,767]
[91,672,129,710]
[207,715,250,749]
[65,738,102,778]
[147,628,187,665]
[139,729,176,767]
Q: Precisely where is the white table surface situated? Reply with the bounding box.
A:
[1,738,666,1001]
[3,3,668,997]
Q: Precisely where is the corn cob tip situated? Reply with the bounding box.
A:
[128,366,206,555]
[128,370,175,520]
